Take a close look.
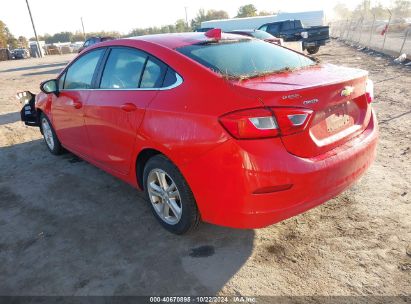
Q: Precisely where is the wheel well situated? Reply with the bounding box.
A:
[136,148,162,190]
[37,109,44,133]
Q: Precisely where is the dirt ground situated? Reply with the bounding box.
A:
[0,40,410,297]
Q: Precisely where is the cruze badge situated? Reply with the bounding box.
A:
[303,98,319,105]
[341,86,354,97]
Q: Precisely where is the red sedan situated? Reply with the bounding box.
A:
[20,30,378,234]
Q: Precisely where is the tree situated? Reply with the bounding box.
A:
[392,0,411,18]
[191,9,229,29]
[236,4,257,18]
[47,31,73,43]
[175,19,191,32]
[71,31,85,42]
[370,3,387,19]
[258,11,275,16]
[0,20,18,49]
[18,36,28,48]
[333,3,352,19]
[0,21,8,48]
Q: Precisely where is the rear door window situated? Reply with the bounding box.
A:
[162,68,178,87]
[140,57,167,88]
[100,48,147,89]
[63,49,104,90]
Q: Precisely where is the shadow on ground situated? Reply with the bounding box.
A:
[0,62,69,74]
[0,112,20,126]
[23,68,65,77]
[0,140,255,296]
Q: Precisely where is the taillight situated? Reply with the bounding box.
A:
[273,108,313,136]
[219,107,313,139]
[365,79,374,103]
[219,108,279,139]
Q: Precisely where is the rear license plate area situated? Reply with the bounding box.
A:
[325,102,351,133]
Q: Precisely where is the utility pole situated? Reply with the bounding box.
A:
[184,7,189,27]
[25,0,42,57]
[81,17,86,40]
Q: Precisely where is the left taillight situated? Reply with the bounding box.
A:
[365,79,374,103]
[219,107,313,139]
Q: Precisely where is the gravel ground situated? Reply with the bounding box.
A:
[0,40,410,297]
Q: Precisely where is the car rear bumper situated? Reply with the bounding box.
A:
[181,110,378,229]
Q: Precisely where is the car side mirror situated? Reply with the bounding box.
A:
[40,79,59,96]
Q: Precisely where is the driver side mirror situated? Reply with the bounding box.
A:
[40,79,59,96]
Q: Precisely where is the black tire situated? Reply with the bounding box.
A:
[143,155,200,234]
[40,113,63,155]
[307,46,320,54]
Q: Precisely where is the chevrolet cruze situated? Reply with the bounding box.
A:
[20,29,378,234]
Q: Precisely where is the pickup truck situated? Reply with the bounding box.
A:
[258,20,329,54]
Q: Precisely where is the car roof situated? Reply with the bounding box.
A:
[229,29,258,33]
[126,32,251,49]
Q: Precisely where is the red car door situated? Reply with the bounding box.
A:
[51,49,105,156]
[84,48,166,174]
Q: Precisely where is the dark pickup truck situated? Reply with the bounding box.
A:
[258,20,329,54]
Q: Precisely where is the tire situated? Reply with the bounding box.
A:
[40,113,63,155]
[307,46,320,54]
[143,155,200,234]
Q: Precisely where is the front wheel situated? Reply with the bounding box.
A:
[40,113,63,155]
[143,155,200,234]
[306,46,320,54]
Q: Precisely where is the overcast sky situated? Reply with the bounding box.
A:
[1,0,393,38]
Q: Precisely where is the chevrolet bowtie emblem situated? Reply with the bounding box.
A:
[341,86,354,97]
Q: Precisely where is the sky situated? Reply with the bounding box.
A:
[0,0,393,38]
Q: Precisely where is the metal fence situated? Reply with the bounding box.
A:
[331,10,411,59]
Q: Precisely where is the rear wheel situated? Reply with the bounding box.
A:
[143,155,200,234]
[307,46,320,54]
[40,113,63,155]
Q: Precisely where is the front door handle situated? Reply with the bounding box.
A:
[120,103,137,112]
[72,100,82,109]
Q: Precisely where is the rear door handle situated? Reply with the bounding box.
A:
[72,100,82,109]
[120,103,137,112]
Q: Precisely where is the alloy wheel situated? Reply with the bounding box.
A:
[147,168,182,225]
[41,118,54,150]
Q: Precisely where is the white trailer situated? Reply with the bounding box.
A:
[200,10,325,31]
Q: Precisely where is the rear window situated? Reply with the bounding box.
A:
[176,40,315,79]
[251,31,275,40]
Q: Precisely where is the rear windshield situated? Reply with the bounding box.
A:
[177,40,315,79]
[251,31,275,40]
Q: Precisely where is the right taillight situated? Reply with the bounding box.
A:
[365,79,374,103]
[219,107,313,139]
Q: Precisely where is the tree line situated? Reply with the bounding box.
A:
[1,4,274,48]
[334,0,411,20]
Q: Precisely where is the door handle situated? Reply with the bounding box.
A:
[72,100,83,109]
[120,103,137,112]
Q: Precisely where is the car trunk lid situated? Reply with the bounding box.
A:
[229,64,372,158]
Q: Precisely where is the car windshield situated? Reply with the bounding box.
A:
[177,40,315,79]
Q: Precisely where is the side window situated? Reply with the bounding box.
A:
[140,57,166,88]
[268,23,280,33]
[259,25,268,32]
[281,21,293,31]
[100,48,147,89]
[162,68,178,88]
[58,72,66,90]
[83,40,90,47]
[64,49,103,90]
